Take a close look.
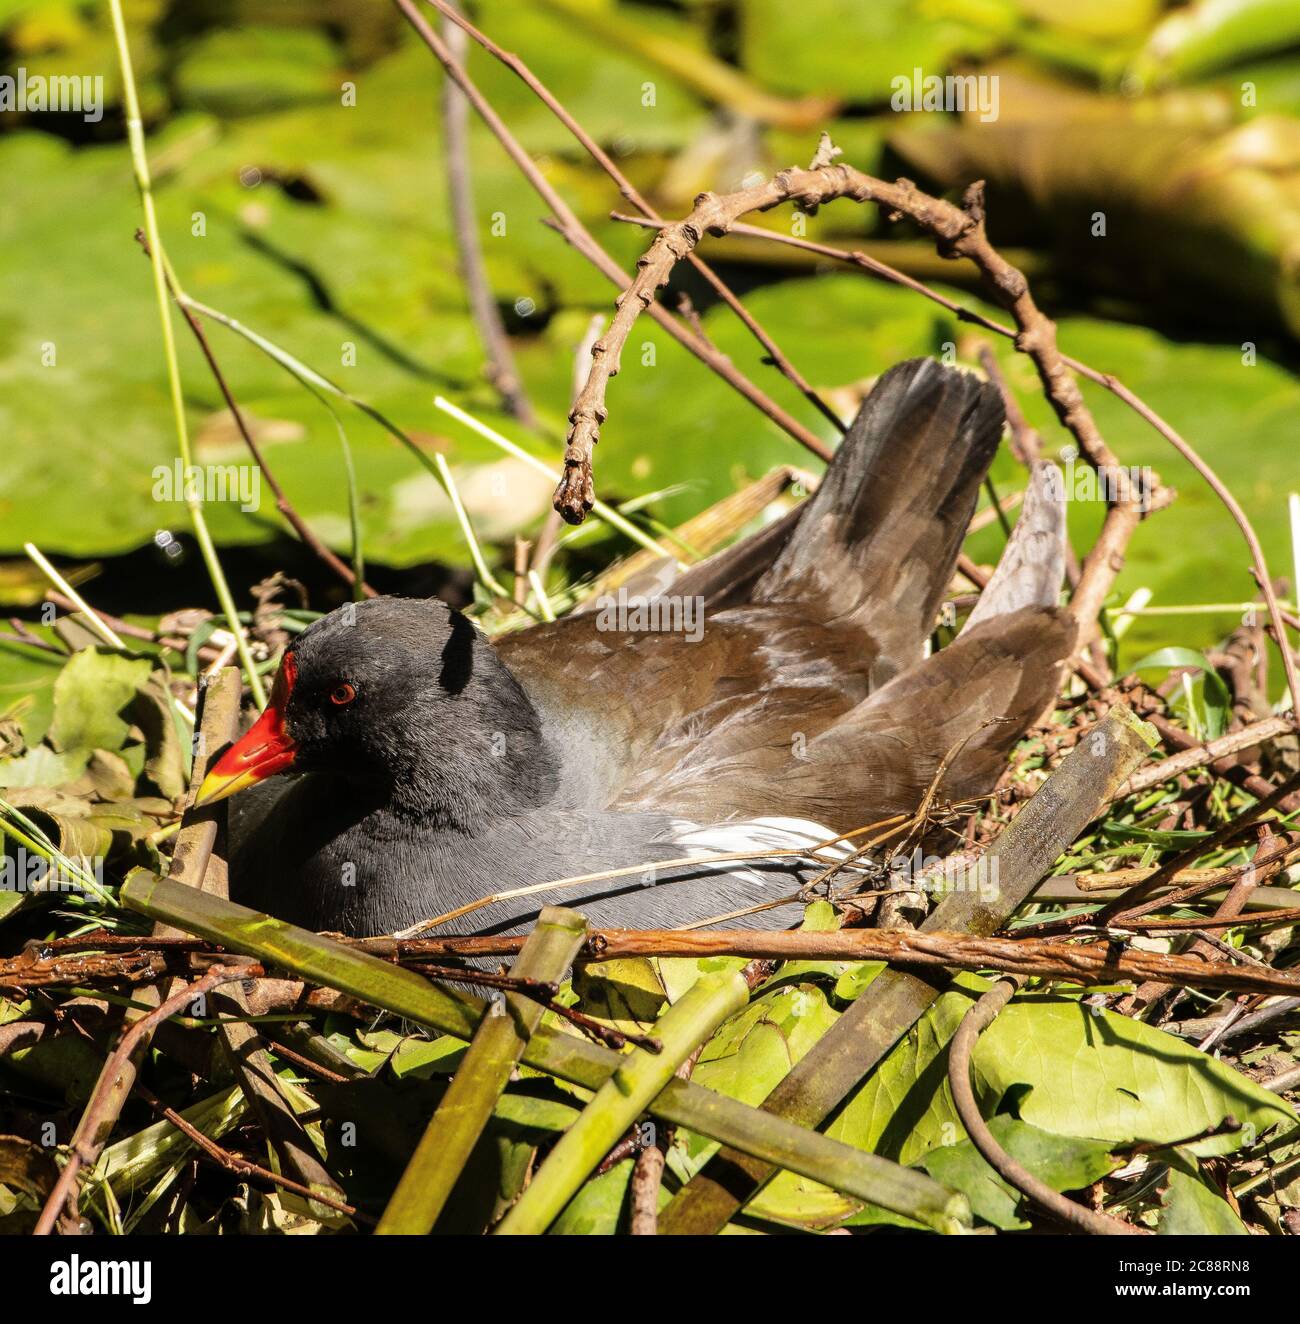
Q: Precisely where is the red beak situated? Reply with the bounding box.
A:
[193,653,299,806]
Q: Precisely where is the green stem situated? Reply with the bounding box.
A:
[376,907,588,1234]
[22,543,126,649]
[119,873,969,1230]
[434,396,684,567]
[106,0,265,707]
[178,295,513,603]
[495,970,749,1234]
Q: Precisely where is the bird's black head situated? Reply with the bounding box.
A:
[196,597,556,827]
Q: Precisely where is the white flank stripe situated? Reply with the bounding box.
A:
[666,816,855,889]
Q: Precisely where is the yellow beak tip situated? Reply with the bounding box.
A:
[193,771,252,808]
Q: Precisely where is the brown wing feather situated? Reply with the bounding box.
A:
[495,358,1068,829]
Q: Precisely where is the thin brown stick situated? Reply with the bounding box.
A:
[630,1143,665,1235]
[393,0,832,487]
[373,928,1300,998]
[1123,828,1284,1011]
[530,313,604,580]
[1140,707,1300,811]
[45,590,225,663]
[1100,774,1300,927]
[138,232,374,598]
[600,198,1160,539]
[1112,908,1300,932]
[948,977,1144,1235]
[136,1084,363,1223]
[440,5,539,430]
[423,0,845,439]
[977,343,1042,465]
[1115,716,1296,800]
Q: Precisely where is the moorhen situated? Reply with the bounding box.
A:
[196,358,1075,938]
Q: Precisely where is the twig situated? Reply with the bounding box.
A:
[1139,706,1300,811]
[530,314,605,580]
[1265,1064,1300,1094]
[2,618,64,655]
[135,1085,363,1223]
[44,591,225,662]
[1121,828,1286,1013]
[617,213,1300,709]
[34,966,253,1235]
[394,927,1300,999]
[1115,715,1296,800]
[155,246,376,599]
[440,5,539,430]
[947,977,1144,1235]
[599,194,1161,585]
[977,343,1042,465]
[1097,772,1300,928]
[630,1143,665,1236]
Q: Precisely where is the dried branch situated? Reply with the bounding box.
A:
[1114,715,1295,800]
[583,173,1161,548]
[440,5,539,430]
[621,214,1299,710]
[136,1084,363,1223]
[1137,704,1300,811]
[385,926,1300,999]
[1122,828,1286,1012]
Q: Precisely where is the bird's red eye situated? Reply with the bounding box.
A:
[329,682,356,707]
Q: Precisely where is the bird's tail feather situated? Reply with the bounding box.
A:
[752,357,1005,686]
[962,461,1067,631]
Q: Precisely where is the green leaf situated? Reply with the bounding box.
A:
[132,676,189,799]
[1157,1150,1249,1235]
[739,0,989,101]
[47,649,152,756]
[830,978,1296,1165]
[0,745,90,789]
[549,1158,634,1236]
[173,27,342,118]
[1131,0,1300,85]
[917,1117,1120,1230]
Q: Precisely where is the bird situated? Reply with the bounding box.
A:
[195,358,1076,939]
